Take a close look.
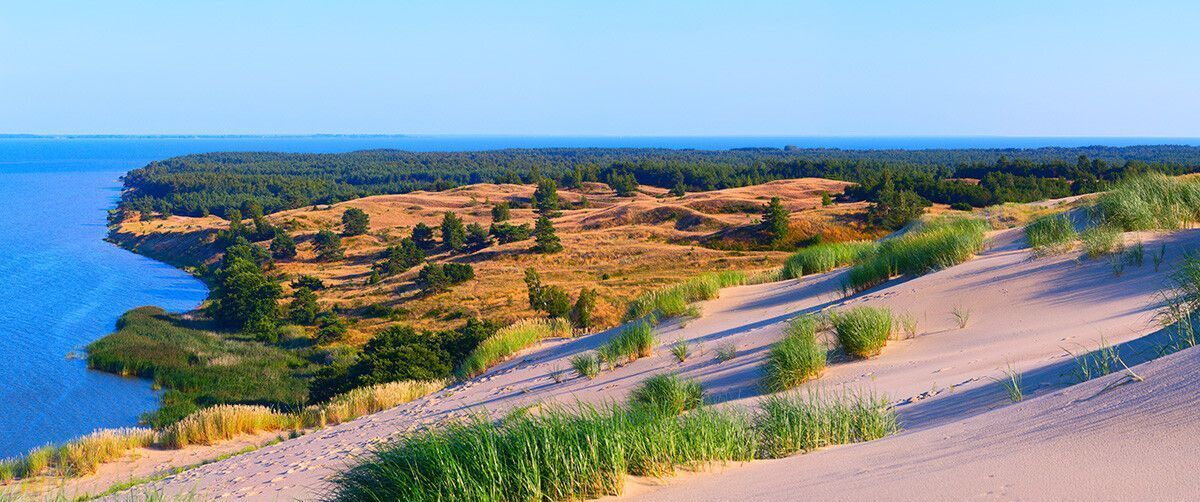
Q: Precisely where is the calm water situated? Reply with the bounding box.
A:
[3,135,1199,457]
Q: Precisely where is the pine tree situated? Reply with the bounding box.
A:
[533,179,560,215]
[532,216,562,253]
[491,202,511,222]
[570,288,597,329]
[441,212,466,251]
[314,229,344,261]
[761,197,790,246]
[342,208,370,236]
[270,232,297,260]
[412,223,436,250]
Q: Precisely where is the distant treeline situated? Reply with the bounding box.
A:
[118,146,1200,217]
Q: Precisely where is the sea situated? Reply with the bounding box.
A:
[2,135,1198,457]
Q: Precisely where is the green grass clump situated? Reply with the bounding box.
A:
[670,340,690,362]
[755,390,897,459]
[1024,213,1077,253]
[86,307,314,426]
[600,321,655,365]
[624,272,746,321]
[629,374,704,415]
[846,217,988,292]
[714,343,737,362]
[329,404,756,502]
[831,306,893,358]
[762,317,827,392]
[457,318,573,378]
[330,389,897,502]
[1081,225,1123,258]
[1096,173,1200,231]
[570,353,600,379]
[781,241,878,279]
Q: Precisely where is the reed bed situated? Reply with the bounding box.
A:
[624,272,746,321]
[831,306,893,359]
[781,241,878,279]
[457,318,573,378]
[329,390,896,502]
[1024,213,1077,253]
[846,217,988,293]
[762,316,827,392]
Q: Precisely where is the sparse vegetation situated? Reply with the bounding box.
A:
[831,306,893,358]
[714,343,737,363]
[1024,213,1077,253]
[1095,173,1200,231]
[629,374,704,415]
[1081,225,1123,258]
[846,217,988,292]
[781,241,877,279]
[570,353,600,379]
[951,305,972,329]
[601,321,655,365]
[762,316,827,392]
[993,363,1023,403]
[670,340,691,362]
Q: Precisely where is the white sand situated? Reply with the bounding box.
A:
[121,227,1200,500]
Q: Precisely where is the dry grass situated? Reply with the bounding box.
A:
[159,405,297,449]
[304,380,448,427]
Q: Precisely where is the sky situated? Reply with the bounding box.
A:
[2,0,1198,136]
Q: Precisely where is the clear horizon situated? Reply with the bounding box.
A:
[4,1,1199,136]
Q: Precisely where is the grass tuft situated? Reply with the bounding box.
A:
[1095,173,1200,231]
[831,306,893,358]
[755,389,898,459]
[629,374,704,415]
[624,272,746,322]
[600,321,655,365]
[1024,213,1077,253]
[457,318,573,378]
[1081,225,1123,258]
[570,353,600,379]
[670,340,690,362]
[302,380,446,428]
[782,241,878,279]
[846,217,987,293]
[762,316,827,392]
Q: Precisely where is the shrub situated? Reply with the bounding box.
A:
[762,316,827,392]
[457,318,573,378]
[624,272,746,321]
[315,229,344,261]
[570,353,600,379]
[846,217,987,292]
[1095,173,1200,231]
[831,306,893,358]
[782,241,877,279]
[570,288,598,329]
[1024,213,1077,253]
[629,374,704,415]
[342,207,370,236]
[755,390,898,459]
[1081,225,1123,258]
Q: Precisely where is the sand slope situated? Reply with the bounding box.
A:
[124,227,1200,500]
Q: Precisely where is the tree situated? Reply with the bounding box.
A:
[532,216,562,253]
[226,209,245,235]
[540,286,572,318]
[314,229,344,261]
[412,223,436,250]
[570,288,598,329]
[607,171,639,197]
[491,202,511,222]
[342,208,370,236]
[533,179,560,215]
[241,200,264,221]
[867,172,930,229]
[373,237,424,276]
[271,232,297,260]
[490,222,532,244]
[440,212,466,252]
[669,170,686,197]
[288,287,320,325]
[350,326,451,384]
[821,192,833,206]
[208,257,280,340]
[524,268,544,310]
[416,263,473,293]
[314,313,348,344]
[465,222,492,250]
[292,274,325,290]
[222,239,272,268]
[761,197,790,246]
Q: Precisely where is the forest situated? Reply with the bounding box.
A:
[118,145,1200,217]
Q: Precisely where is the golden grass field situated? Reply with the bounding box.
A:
[113,178,882,341]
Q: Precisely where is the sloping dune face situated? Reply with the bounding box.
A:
[132,227,1200,500]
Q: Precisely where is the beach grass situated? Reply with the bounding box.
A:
[457,317,573,378]
[1095,173,1200,231]
[624,272,746,322]
[1081,225,1123,258]
[570,353,600,379]
[302,380,447,428]
[600,321,655,365]
[781,241,878,279]
[762,316,827,392]
[831,306,893,358]
[629,374,704,415]
[755,389,898,459]
[670,340,690,362]
[1024,213,1077,253]
[846,217,988,293]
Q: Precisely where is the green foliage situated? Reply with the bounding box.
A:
[207,257,281,338]
[349,326,451,386]
[867,171,931,229]
[464,222,492,250]
[270,231,297,260]
[1095,173,1200,231]
[781,241,877,279]
[762,316,827,392]
[314,314,349,344]
[570,353,600,379]
[1081,225,1123,258]
[292,274,325,290]
[87,307,313,427]
[670,340,690,362]
[341,208,370,236]
[606,170,639,196]
[491,201,511,222]
[440,212,466,252]
[1024,213,1077,253]
[624,271,746,321]
[457,318,574,378]
[287,287,320,325]
[755,390,898,459]
[714,343,737,362]
[417,262,474,293]
[601,321,655,365]
[490,222,532,243]
[629,374,704,415]
[831,306,893,359]
[821,192,833,206]
[314,229,344,261]
[570,288,598,329]
[532,216,563,253]
[761,196,790,245]
[373,237,425,276]
[846,217,988,292]
[533,178,560,215]
[411,222,436,250]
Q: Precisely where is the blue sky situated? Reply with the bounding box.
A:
[2,1,1198,136]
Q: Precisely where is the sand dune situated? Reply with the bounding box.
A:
[123,226,1200,500]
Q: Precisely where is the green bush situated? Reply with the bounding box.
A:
[762,317,827,392]
[831,306,893,358]
[846,217,987,292]
[1024,213,1077,253]
[782,241,877,279]
[629,374,704,415]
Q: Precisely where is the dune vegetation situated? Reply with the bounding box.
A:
[599,321,656,368]
[629,373,705,415]
[456,318,573,378]
[831,306,894,358]
[846,217,988,293]
[1095,173,1200,231]
[1024,213,1077,253]
[781,241,878,279]
[624,271,747,322]
[762,316,827,392]
[328,388,896,502]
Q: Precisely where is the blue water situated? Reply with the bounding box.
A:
[2,134,1199,457]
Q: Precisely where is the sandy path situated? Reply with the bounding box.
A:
[126,227,1199,500]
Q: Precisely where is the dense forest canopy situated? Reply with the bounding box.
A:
[118,145,1200,217]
